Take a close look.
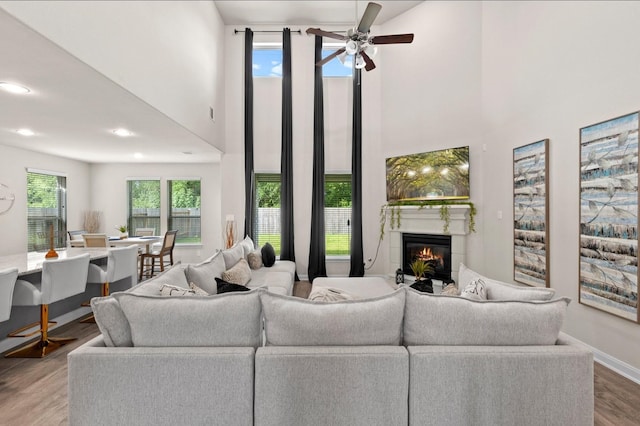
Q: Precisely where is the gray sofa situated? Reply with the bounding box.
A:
[68,280,594,426]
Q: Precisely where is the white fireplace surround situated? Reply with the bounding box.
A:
[387,205,471,285]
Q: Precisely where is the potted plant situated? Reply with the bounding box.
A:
[409,259,435,293]
[116,225,128,239]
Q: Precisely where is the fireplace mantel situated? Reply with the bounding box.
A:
[386,205,471,285]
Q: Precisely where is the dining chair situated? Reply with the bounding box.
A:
[82,245,139,322]
[83,233,108,247]
[139,230,178,280]
[6,253,90,358]
[0,268,19,323]
[135,228,155,237]
[68,230,87,248]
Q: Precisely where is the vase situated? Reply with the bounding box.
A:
[120,232,128,239]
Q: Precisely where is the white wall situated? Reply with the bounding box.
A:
[90,162,221,264]
[481,1,640,372]
[0,0,226,151]
[0,145,91,256]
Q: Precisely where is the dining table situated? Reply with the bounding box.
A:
[107,235,163,253]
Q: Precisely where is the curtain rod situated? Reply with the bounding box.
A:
[233,29,302,34]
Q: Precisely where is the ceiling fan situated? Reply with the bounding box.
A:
[306,2,414,72]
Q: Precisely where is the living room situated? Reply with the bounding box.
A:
[1,0,640,423]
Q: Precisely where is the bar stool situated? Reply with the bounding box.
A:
[82,245,138,322]
[0,268,19,322]
[6,253,90,358]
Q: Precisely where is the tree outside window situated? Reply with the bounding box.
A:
[168,180,201,244]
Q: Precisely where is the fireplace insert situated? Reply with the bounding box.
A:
[402,233,452,281]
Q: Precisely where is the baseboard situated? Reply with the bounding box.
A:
[0,306,92,354]
[563,333,640,385]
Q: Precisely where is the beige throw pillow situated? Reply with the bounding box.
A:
[247,250,263,269]
[221,258,252,286]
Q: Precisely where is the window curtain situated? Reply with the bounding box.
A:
[243,28,256,241]
[349,68,365,277]
[308,35,327,283]
[280,28,299,281]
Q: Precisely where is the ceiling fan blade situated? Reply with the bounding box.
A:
[316,47,346,67]
[306,28,347,41]
[369,34,415,45]
[361,51,376,72]
[357,2,382,34]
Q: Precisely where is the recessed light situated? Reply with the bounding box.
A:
[16,128,35,136]
[112,128,132,137]
[0,82,30,94]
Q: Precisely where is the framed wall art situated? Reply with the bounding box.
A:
[513,139,549,287]
[579,111,639,323]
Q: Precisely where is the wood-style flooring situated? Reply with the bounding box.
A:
[0,281,638,426]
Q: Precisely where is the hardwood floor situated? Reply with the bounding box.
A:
[1,302,639,425]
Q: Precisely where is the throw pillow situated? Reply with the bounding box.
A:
[441,283,460,296]
[185,251,225,294]
[128,262,188,296]
[460,278,487,301]
[91,296,132,347]
[247,250,263,269]
[221,243,245,270]
[113,290,263,347]
[160,284,195,297]
[403,287,570,346]
[260,289,406,346]
[261,242,276,267]
[458,263,556,301]
[238,235,256,258]
[189,282,209,296]
[216,277,251,294]
[221,258,252,285]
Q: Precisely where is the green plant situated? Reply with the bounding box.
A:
[115,225,128,233]
[409,259,434,281]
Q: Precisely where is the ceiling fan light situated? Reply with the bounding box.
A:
[337,51,348,64]
[345,40,359,55]
[364,43,378,58]
[355,54,366,69]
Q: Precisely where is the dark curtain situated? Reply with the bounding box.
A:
[280,28,299,281]
[349,68,365,277]
[243,28,255,241]
[308,35,327,283]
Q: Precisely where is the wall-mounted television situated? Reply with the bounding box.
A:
[385,146,470,202]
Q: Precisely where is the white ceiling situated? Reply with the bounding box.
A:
[0,1,422,164]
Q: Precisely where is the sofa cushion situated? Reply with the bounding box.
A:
[261,242,276,267]
[458,263,556,301]
[185,252,225,294]
[113,290,263,347]
[222,243,245,270]
[90,296,132,347]
[216,277,251,294]
[221,258,251,286]
[248,269,293,295]
[403,287,570,346]
[238,235,256,258]
[260,290,405,346]
[247,250,263,269]
[128,262,188,296]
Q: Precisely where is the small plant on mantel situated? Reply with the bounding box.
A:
[379,200,476,242]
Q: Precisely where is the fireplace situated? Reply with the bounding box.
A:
[402,233,452,281]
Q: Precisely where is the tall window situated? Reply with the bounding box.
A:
[27,170,66,252]
[322,48,353,77]
[168,179,201,244]
[255,173,281,255]
[325,174,352,256]
[253,48,283,77]
[128,180,160,237]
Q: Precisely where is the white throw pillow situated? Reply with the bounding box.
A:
[460,278,487,300]
[160,284,195,297]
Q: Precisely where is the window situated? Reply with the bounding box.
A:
[253,48,282,77]
[128,180,160,237]
[27,170,66,252]
[325,174,352,256]
[254,173,281,255]
[321,48,353,77]
[168,179,201,244]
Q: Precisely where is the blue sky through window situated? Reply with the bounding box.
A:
[253,48,352,78]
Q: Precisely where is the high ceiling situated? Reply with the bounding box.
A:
[0,1,422,164]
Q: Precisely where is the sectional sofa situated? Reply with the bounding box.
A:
[67,265,594,426]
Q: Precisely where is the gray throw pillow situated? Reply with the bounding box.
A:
[113,290,263,347]
[127,262,188,296]
[403,287,570,346]
[458,263,556,301]
[91,296,132,347]
[222,244,245,269]
[185,252,225,294]
[221,258,252,285]
[260,289,406,346]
